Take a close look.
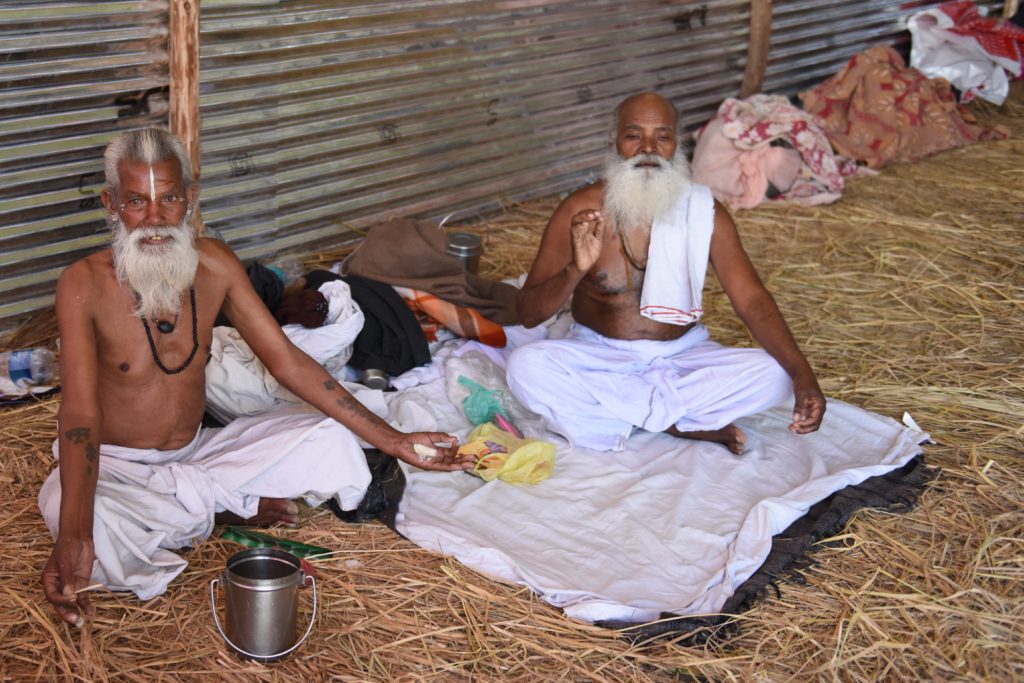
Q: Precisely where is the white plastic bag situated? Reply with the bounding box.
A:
[908,5,1018,105]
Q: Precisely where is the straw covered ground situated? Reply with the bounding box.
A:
[1,93,1022,681]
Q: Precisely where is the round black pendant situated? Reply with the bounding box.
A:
[156,320,175,334]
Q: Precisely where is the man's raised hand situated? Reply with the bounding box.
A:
[569,209,606,272]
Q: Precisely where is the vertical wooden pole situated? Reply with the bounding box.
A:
[1005,0,1020,19]
[740,0,772,98]
[168,0,202,230]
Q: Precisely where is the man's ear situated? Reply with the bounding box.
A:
[100,188,116,214]
[186,183,199,208]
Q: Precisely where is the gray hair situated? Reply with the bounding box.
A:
[103,128,194,195]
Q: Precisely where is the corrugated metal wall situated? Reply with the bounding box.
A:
[0,1,169,325]
[765,0,1005,95]
[0,0,1008,329]
[197,0,755,262]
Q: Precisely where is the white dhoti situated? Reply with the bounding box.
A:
[38,406,371,600]
[506,323,793,451]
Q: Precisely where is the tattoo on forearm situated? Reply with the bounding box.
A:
[335,394,386,430]
[65,427,92,444]
[324,380,339,391]
[64,427,99,466]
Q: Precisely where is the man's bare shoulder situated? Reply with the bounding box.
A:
[560,181,605,213]
[196,236,246,277]
[197,235,237,261]
[544,182,605,234]
[57,250,112,293]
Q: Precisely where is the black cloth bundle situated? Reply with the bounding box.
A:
[305,270,429,376]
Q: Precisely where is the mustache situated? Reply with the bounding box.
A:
[630,153,670,169]
[126,224,188,242]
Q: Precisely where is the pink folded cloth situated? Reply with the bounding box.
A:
[693,94,865,209]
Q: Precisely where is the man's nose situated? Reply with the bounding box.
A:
[639,135,657,154]
[142,198,164,225]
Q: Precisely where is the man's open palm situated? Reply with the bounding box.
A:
[570,209,605,272]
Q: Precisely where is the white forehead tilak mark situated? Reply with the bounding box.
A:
[148,165,156,202]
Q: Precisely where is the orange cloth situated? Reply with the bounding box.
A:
[399,288,507,348]
[800,46,1008,168]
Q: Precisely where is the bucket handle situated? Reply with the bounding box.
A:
[209,573,317,661]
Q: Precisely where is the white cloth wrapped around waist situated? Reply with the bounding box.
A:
[37,405,371,600]
[506,323,793,451]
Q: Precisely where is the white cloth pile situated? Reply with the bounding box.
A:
[205,280,364,423]
[909,3,1024,105]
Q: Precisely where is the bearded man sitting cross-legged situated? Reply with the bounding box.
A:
[39,128,473,628]
[506,93,826,454]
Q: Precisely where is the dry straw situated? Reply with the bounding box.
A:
[1,89,1022,680]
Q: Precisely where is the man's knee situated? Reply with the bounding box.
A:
[506,342,565,406]
[746,351,794,404]
[38,471,62,536]
[507,342,553,385]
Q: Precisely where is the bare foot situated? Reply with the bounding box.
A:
[666,424,746,454]
[214,498,299,527]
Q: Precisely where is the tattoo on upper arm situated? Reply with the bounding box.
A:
[65,427,92,444]
[324,380,338,391]
[85,443,98,463]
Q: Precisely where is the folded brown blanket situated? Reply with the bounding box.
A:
[341,218,520,325]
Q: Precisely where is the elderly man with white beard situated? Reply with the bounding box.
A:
[507,93,825,453]
[39,128,473,628]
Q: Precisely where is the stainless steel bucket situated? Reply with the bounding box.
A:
[446,232,483,274]
[209,547,317,662]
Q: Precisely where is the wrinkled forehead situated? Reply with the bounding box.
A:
[617,96,678,131]
[116,157,185,195]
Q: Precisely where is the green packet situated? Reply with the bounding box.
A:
[221,526,331,559]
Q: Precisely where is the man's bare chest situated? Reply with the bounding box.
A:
[585,230,650,296]
[92,287,218,384]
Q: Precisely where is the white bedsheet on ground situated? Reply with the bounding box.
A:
[388,344,926,623]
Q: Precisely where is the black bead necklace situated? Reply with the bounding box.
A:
[141,287,199,375]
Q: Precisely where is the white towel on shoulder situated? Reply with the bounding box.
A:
[639,183,716,325]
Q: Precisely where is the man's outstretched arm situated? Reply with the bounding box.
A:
[42,263,102,626]
[708,201,825,432]
[213,241,473,470]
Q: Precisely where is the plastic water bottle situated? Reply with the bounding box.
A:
[0,347,57,395]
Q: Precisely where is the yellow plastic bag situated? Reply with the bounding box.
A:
[458,422,556,485]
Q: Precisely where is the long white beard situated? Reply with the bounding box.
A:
[110,213,198,320]
[602,148,692,232]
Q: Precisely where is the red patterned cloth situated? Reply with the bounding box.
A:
[800,46,1008,168]
[909,1,1024,103]
[941,1,1024,68]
